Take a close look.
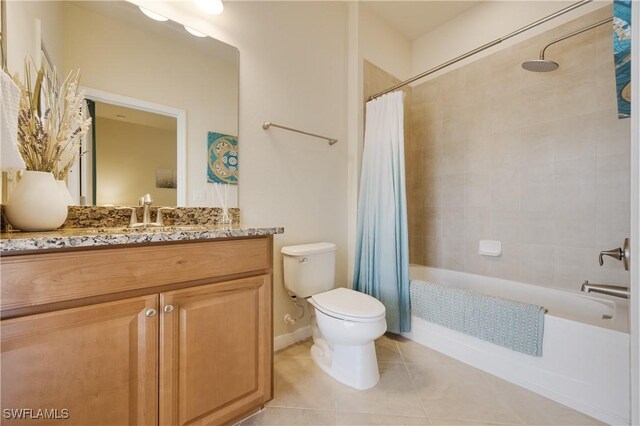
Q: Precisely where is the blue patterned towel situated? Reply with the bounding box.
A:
[410,280,546,357]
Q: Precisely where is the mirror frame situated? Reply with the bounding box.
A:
[82,87,187,206]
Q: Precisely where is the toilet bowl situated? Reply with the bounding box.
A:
[281,242,387,390]
[308,288,386,390]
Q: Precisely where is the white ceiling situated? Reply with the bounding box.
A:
[72,1,238,64]
[363,1,481,41]
[96,102,177,130]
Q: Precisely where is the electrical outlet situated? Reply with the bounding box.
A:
[192,189,206,203]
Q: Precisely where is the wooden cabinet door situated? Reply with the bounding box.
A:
[1,295,158,426]
[160,275,272,425]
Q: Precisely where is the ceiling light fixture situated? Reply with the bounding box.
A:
[184,26,207,38]
[193,0,224,15]
[139,7,169,22]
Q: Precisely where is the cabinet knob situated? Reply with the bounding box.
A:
[164,304,175,313]
[145,308,157,317]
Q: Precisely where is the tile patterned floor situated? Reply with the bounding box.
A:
[239,334,605,426]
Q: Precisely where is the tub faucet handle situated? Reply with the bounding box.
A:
[599,248,622,265]
[598,238,630,271]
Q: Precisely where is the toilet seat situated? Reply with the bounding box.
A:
[309,288,385,322]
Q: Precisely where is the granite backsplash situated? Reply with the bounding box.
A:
[1,205,240,231]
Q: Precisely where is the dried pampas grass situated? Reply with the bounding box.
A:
[14,61,92,180]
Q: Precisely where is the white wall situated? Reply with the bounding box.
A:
[411,0,609,81]
[5,0,64,73]
[3,1,66,203]
[358,3,412,82]
[629,1,640,423]
[133,0,349,339]
[229,1,348,338]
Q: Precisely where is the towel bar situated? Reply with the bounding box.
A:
[262,122,337,146]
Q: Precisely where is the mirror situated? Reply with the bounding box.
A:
[4,0,239,207]
[92,102,178,206]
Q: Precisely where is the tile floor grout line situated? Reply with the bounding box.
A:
[394,336,527,426]
[473,366,529,426]
[400,367,432,424]
[274,355,312,359]
[396,339,432,423]
[266,402,338,412]
[335,410,432,420]
[428,416,524,426]
[396,337,410,364]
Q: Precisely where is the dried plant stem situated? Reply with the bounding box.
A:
[14,61,92,180]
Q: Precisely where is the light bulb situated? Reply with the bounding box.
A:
[184,26,207,38]
[139,7,169,22]
[194,0,223,15]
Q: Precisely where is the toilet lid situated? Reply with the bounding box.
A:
[311,288,386,319]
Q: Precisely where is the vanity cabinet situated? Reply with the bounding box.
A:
[160,275,271,425]
[1,295,159,425]
[0,236,274,426]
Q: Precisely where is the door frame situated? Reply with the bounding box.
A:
[81,87,187,206]
[630,1,639,424]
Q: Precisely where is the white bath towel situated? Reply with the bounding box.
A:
[1,69,26,169]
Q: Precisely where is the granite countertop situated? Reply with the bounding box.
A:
[0,225,285,253]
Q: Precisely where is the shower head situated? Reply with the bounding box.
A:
[522,17,612,73]
[521,59,559,73]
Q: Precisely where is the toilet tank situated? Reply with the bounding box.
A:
[281,242,336,298]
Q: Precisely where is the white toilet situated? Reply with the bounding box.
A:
[281,242,387,390]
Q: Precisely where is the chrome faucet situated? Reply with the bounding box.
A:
[581,280,630,299]
[140,194,153,226]
[128,194,173,228]
[117,195,174,228]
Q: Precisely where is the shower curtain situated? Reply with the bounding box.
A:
[353,91,410,333]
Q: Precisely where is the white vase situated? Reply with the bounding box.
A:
[5,171,69,231]
[56,180,75,206]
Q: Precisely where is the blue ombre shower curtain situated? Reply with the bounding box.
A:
[353,91,410,333]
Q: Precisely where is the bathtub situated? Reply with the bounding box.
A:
[403,266,630,425]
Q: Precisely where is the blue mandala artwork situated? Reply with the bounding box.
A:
[207,132,238,185]
[613,0,631,119]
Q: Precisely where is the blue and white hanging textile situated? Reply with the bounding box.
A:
[353,91,410,333]
[613,0,631,119]
[410,280,546,357]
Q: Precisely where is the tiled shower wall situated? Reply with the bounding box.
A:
[366,6,630,290]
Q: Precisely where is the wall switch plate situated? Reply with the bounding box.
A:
[192,189,206,202]
[479,240,502,257]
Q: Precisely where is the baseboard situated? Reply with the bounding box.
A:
[273,325,312,352]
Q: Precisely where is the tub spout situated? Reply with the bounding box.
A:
[581,281,630,299]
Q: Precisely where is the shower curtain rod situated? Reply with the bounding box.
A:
[367,0,593,102]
